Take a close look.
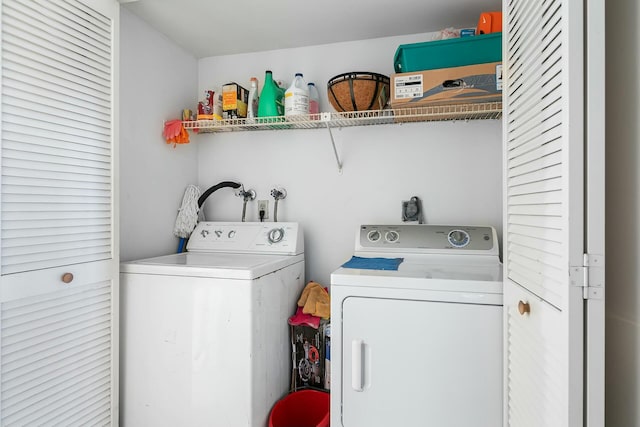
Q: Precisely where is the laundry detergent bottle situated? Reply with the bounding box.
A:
[284,73,309,117]
[258,70,284,118]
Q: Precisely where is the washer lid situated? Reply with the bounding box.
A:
[120,252,304,280]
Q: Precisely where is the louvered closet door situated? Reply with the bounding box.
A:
[502,0,598,424]
[0,0,119,425]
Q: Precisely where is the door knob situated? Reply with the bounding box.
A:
[518,300,530,315]
[61,272,74,284]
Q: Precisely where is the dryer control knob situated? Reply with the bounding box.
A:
[367,230,381,242]
[385,230,400,243]
[268,227,284,244]
[447,229,470,247]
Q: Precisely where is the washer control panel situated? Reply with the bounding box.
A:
[187,222,303,255]
[359,224,497,253]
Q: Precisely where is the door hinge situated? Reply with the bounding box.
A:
[570,254,605,300]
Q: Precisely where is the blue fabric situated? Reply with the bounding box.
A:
[341,256,404,271]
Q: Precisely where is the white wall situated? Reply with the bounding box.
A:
[119,8,199,261]
[196,35,503,286]
[605,1,640,425]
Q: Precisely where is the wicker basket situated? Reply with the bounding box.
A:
[327,72,390,112]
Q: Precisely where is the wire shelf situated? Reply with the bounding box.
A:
[181,102,502,133]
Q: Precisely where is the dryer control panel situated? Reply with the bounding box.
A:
[357,224,498,255]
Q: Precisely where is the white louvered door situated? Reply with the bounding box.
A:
[0,0,119,425]
[502,0,605,425]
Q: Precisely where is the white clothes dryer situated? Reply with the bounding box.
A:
[120,222,305,427]
[330,224,503,427]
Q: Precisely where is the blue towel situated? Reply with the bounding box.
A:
[342,256,404,271]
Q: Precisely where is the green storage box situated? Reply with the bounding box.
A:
[394,33,502,73]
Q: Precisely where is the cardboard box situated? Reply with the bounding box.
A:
[196,90,222,120]
[390,62,502,109]
[291,320,329,391]
[222,82,249,119]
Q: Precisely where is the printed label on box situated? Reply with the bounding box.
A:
[390,62,502,110]
[394,74,423,99]
[291,322,328,391]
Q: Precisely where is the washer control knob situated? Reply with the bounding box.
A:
[367,230,381,242]
[268,227,284,244]
[447,229,470,247]
[385,230,400,243]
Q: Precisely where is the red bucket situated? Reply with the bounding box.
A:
[268,389,329,427]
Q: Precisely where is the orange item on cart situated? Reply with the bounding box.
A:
[477,12,502,35]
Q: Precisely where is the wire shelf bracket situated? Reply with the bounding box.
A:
[320,112,343,173]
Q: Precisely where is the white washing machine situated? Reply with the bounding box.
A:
[330,224,503,427]
[120,222,305,427]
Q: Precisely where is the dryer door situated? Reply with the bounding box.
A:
[341,296,502,427]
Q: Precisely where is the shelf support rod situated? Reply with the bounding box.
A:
[326,123,343,173]
[322,113,342,173]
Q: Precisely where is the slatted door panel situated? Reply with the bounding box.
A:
[505,282,566,426]
[0,281,112,426]
[0,0,118,424]
[1,0,113,275]
[503,0,585,424]
[505,0,567,309]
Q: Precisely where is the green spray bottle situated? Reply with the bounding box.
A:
[257,70,284,118]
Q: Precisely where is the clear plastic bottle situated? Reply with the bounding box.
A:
[276,80,286,114]
[308,82,320,115]
[258,70,283,118]
[284,73,309,117]
[246,77,259,121]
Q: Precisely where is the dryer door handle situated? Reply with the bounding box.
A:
[352,339,364,392]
